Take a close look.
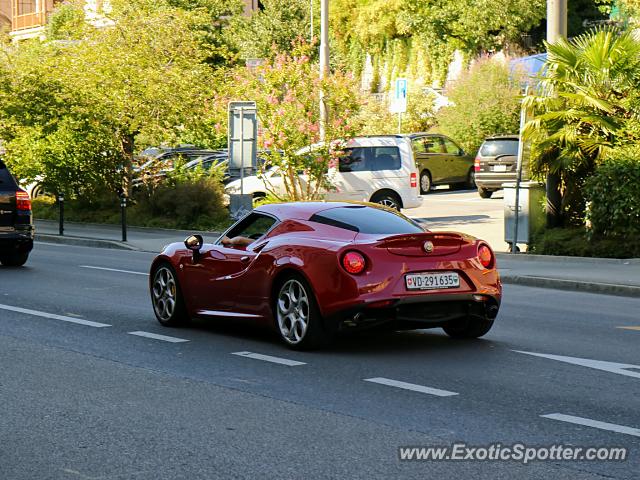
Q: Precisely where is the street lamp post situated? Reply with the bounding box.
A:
[319,0,329,142]
[545,0,567,227]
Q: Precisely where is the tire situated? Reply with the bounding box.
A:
[274,274,329,350]
[371,192,401,211]
[150,263,189,327]
[443,317,494,339]
[0,253,29,267]
[478,186,493,199]
[420,171,432,194]
[466,169,476,189]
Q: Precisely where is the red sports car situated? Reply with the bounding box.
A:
[149,202,501,349]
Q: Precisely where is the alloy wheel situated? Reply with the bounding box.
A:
[152,267,178,322]
[277,279,311,344]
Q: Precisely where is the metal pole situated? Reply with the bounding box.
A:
[512,88,529,254]
[319,0,329,142]
[545,0,567,227]
[397,112,402,134]
[240,107,245,195]
[58,193,64,236]
[120,194,127,242]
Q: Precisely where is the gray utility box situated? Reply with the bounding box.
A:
[503,181,545,244]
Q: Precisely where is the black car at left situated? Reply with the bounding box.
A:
[0,159,34,266]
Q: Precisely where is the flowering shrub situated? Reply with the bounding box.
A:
[230,41,362,201]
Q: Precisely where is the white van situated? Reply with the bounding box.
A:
[225,135,423,210]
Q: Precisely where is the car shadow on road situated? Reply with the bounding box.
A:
[182,316,500,356]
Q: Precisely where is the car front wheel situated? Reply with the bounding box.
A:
[275,275,328,350]
[151,263,189,327]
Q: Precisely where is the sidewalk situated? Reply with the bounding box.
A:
[34,219,640,298]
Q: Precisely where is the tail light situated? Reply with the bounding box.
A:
[474,156,481,172]
[477,244,494,269]
[16,190,31,211]
[410,172,417,188]
[342,251,366,275]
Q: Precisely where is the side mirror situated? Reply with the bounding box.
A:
[184,234,203,252]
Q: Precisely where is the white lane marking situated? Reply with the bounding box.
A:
[542,413,640,438]
[364,377,459,397]
[513,350,640,380]
[80,265,149,276]
[0,303,110,328]
[128,331,189,343]
[232,351,306,366]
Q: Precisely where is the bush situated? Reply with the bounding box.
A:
[435,58,522,154]
[32,175,231,232]
[585,152,640,239]
[530,227,640,258]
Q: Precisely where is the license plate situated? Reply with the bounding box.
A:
[405,272,460,290]
[492,164,508,172]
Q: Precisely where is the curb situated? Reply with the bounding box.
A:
[496,253,640,265]
[36,234,140,251]
[501,274,640,298]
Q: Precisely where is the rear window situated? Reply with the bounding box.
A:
[0,160,17,190]
[480,139,519,157]
[310,206,424,234]
[339,147,401,172]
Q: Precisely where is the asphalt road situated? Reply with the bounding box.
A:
[0,242,638,479]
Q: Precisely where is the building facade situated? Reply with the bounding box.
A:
[2,0,259,40]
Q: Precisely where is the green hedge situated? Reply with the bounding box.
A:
[530,227,640,258]
[584,154,640,239]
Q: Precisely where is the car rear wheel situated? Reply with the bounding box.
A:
[0,252,29,267]
[275,275,328,350]
[466,169,476,189]
[478,186,493,198]
[370,192,401,211]
[443,317,494,339]
[420,171,432,194]
[151,263,189,327]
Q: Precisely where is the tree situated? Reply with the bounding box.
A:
[436,59,522,154]
[0,0,229,197]
[227,0,313,60]
[523,28,640,225]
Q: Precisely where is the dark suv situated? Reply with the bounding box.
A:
[474,135,520,198]
[0,159,34,266]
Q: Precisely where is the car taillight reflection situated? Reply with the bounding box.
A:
[16,191,31,211]
[342,251,367,274]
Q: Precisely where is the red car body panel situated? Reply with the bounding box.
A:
[150,202,502,331]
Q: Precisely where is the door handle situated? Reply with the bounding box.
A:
[240,256,250,263]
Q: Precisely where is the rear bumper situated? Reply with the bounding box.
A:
[0,225,35,253]
[401,193,423,209]
[475,173,516,190]
[325,293,500,333]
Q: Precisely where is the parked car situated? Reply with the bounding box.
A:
[474,135,520,198]
[149,202,501,349]
[0,158,34,266]
[224,136,423,210]
[410,133,476,194]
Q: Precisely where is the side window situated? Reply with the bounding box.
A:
[412,138,426,154]
[339,148,367,172]
[224,213,277,242]
[0,160,16,188]
[424,138,443,154]
[369,147,401,171]
[443,138,461,155]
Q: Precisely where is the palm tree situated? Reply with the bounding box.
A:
[523,28,640,225]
